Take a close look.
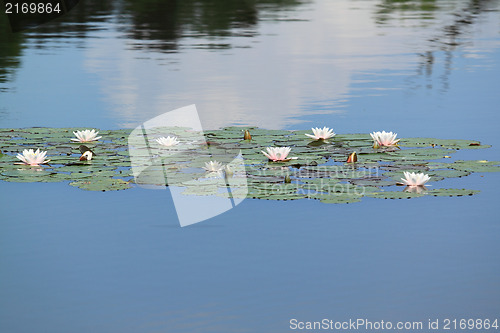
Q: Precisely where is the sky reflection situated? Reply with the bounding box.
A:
[83,0,500,129]
[0,0,499,131]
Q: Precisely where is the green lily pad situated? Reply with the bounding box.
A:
[427,169,470,179]
[427,188,480,197]
[449,160,500,173]
[400,137,491,149]
[69,178,132,191]
[365,190,425,199]
[386,148,454,161]
[307,192,363,204]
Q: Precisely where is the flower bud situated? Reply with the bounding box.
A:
[244,130,252,140]
[346,152,357,163]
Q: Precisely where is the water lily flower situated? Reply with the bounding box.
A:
[71,129,102,142]
[400,171,430,186]
[243,130,252,140]
[370,131,400,147]
[203,160,224,172]
[346,152,357,163]
[261,147,297,162]
[156,136,180,147]
[305,127,336,140]
[15,148,50,166]
[80,151,93,161]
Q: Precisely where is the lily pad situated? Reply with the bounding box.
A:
[449,160,500,173]
[307,192,363,204]
[427,188,479,197]
[69,179,132,191]
[400,137,491,149]
[365,190,425,199]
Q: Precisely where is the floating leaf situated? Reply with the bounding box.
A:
[449,160,500,173]
[365,190,425,199]
[307,192,363,204]
[400,137,491,149]
[69,179,131,191]
[427,188,479,197]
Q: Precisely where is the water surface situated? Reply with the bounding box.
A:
[1,1,499,332]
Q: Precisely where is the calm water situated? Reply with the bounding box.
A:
[1,1,500,332]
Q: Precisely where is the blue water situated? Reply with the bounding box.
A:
[2,174,500,332]
[1,1,500,332]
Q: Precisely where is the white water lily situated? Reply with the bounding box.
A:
[401,171,431,186]
[156,136,180,147]
[261,147,296,162]
[71,129,102,142]
[370,131,400,147]
[203,160,224,172]
[305,127,336,140]
[15,148,50,166]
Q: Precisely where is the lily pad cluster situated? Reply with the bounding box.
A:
[0,127,498,204]
[0,127,133,191]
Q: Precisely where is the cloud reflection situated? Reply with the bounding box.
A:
[83,0,500,130]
